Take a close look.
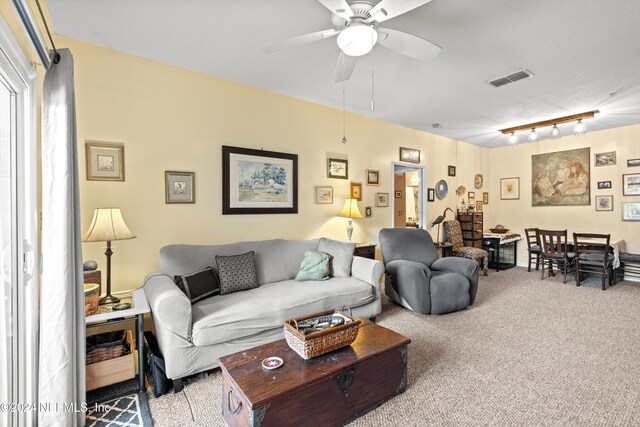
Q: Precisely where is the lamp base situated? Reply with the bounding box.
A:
[98,294,121,305]
[346,220,353,242]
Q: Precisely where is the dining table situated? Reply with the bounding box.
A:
[569,235,626,269]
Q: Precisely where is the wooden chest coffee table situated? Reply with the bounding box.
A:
[220,319,410,427]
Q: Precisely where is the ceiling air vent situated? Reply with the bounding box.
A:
[488,69,534,88]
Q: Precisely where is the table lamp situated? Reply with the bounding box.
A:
[338,199,363,242]
[83,208,136,305]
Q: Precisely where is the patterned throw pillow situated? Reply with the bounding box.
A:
[295,251,331,281]
[174,267,220,304]
[216,251,259,295]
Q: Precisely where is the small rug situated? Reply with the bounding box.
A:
[86,379,152,427]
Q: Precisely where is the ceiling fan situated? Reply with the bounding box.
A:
[263,0,442,82]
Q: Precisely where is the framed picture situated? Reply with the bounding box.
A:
[623,173,640,196]
[366,169,380,185]
[595,195,613,211]
[327,158,348,179]
[395,191,402,198]
[222,145,297,215]
[85,141,124,181]
[475,201,483,212]
[448,165,456,177]
[427,188,435,202]
[376,193,389,207]
[350,182,362,201]
[622,202,640,221]
[468,191,475,202]
[597,181,612,189]
[627,158,640,167]
[531,147,590,206]
[475,174,483,189]
[594,151,616,166]
[399,147,420,164]
[316,186,333,204]
[365,206,372,217]
[501,177,520,200]
[165,171,195,203]
[483,192,489,204]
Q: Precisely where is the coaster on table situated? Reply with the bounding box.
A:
[262,357,284,370]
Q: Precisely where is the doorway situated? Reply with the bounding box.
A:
[391,162,426,229]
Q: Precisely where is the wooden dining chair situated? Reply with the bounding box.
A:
[573,233,613,290]
[536,229,575,284]
[524,228,541,272]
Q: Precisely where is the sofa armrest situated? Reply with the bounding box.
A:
[143,272,192,342]
[431,257,479,305]
[351,256,384,298]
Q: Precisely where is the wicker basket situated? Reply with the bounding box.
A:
[284,309,361,360]
[86,330,130,365]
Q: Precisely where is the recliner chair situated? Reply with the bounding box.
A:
[379,228,479,315]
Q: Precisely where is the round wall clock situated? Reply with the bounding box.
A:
[436,179,448,199]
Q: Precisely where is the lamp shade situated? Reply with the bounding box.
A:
[338,199,363,219]
[337,22,378,57]
[83,208,136,242]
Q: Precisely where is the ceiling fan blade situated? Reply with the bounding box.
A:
[366,0,432,23]
[317,0,354,21]
[262,29,340,53]
[377,28,441,62]
[334,52,358,82]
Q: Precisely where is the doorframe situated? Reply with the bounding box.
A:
[391,162,427,229]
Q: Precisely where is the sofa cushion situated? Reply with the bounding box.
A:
[190,277,375,346]
[174,267,220,303]
[295,251,331,281]
[216,251,259,295]
[318,237,355,278]
[160,239,319,285]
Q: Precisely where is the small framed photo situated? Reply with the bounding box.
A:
[475,200,483,212]
[327,158,348,179]
[594,151,616,166]
[597,181,612,190]
[365,206,372,217]
[165,171,195,204]
[501,177,520,200]
[595,195,613,211]
[427,188,435,202]
[366,169,380,185]
[468,191,475,202]
[316,186,333,204]
[475,174,483,189]
[399,147,420,164]
[376,193,389,207]
[483,192,489,204]
[448,165,456,177]
[622,202,640,221]
[85,141,124,181]
[350,182,362,201]
[623,173,640,196]
[395,191,402,198]
[627,158,640,167]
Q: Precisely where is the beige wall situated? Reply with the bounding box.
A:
[486,125,640,265]
[63,37,487,292]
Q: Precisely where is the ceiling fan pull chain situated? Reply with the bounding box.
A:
[342,82,347,144]
[371,34,376,111]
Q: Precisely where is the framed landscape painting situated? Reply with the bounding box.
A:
[622,202,640,221]
[222,146,298,214]
[531,147,590,206]
[316,186,333,204]
[399,147,420,164]
[623,173,640,196]
[594,151,616,166]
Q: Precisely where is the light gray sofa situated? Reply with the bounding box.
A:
[143,238,384,388]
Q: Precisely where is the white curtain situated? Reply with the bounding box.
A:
[39,48,85,427]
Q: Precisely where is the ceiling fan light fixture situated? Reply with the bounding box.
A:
[337,22,378,57]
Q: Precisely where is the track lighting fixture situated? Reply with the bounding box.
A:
[499,110,598,145]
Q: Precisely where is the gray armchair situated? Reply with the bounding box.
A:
[379,228,479,314]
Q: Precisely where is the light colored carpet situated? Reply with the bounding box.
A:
[148,268,640,426]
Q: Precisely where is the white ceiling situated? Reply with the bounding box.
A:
[47,0,640,148]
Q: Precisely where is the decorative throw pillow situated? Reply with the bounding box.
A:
[295,251,331,281]
[174,267,220,304]
[216,251,259,295]
[317,237,356,278]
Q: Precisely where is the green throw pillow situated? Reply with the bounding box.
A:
[296,251,331,281]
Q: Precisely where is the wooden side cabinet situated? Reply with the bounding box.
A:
[354,244,376,259]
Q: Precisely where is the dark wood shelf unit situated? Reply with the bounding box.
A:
[457,211,483,249]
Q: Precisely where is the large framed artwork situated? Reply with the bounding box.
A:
[531,147,590,206]
[222,146,298,214]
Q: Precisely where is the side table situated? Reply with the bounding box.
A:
[435,242,453,258]
[354,243,376,259]
[86,288,150,392]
